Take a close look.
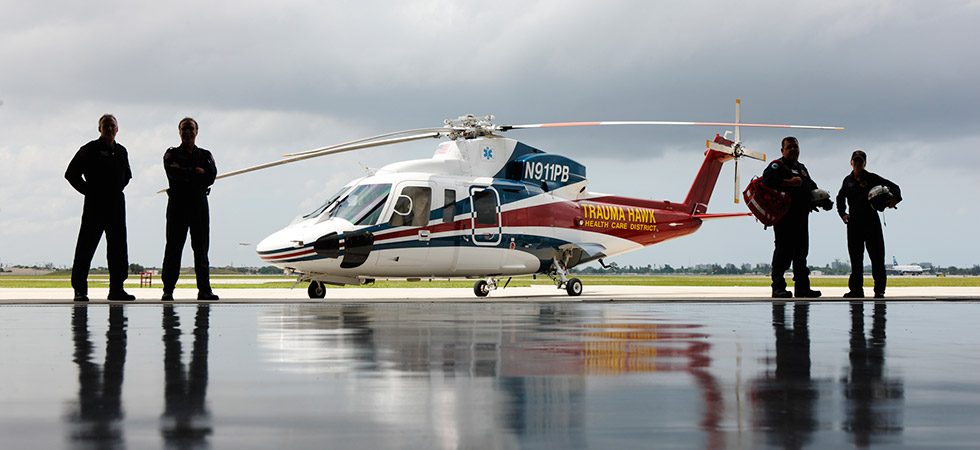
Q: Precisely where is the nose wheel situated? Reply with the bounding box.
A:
[308,281,326,299]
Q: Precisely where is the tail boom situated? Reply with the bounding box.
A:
[682,149,733,215]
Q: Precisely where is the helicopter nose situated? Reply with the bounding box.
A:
[255,231,315,265]
[255,233,282,255]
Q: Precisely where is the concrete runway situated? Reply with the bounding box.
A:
[3,291,979,447]
[2,285,978,304]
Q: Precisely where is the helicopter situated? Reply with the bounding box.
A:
[215,100,841,298]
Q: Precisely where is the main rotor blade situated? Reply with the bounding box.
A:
[503,121,843,130]
[156,132,442,194]
[282,127,455,157]
[213,132,441,182]
[157,133,442,194]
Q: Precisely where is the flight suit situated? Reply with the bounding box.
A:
[161,146,217,295]
[65,139,133,296]
[836,171,901,296]
[762,158,819,295]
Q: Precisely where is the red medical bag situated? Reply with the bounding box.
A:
[742,177,791,226]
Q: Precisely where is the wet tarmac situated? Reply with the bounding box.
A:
[1,301,978,449]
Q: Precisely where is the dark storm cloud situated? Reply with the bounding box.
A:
[2,0,979,267]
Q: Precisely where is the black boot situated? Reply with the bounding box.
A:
[107,289,135,301]
[795,289,822,298]
[772,289,792,298]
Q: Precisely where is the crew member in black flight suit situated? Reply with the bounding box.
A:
[65,114,136,302]
[161,117,219,301]
[837,150,901,299]
[762,136,830,298]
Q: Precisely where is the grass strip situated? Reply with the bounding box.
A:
[2,275,978,289]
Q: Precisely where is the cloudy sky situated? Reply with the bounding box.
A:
[2,0,978,271]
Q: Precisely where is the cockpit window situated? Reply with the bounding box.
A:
[304,185,353,219]
[330,183,391,225]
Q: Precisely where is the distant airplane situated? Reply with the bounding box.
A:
[891,257,923,275]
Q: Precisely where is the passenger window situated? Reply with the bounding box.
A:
[473,189,497,225]
[443,189,456,224]
[389,186,431,227]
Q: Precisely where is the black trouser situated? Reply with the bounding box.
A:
[162,195,211,293]
[771,212,811,292]
[72,193,129,294]
[847,217,886,295]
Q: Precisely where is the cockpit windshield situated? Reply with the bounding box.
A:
[304,185,354,219]
[329,183,391,225]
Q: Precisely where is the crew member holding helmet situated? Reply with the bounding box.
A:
[836,150,901,298]
[762,137,833,298]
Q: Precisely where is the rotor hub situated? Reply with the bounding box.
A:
[444,114,498,139]
[732,142,744,158]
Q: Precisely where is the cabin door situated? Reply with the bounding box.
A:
[377,183,433,268]
[469,186,501,245]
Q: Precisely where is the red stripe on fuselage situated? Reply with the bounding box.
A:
[521,199,701,246]
[366,196,702,249]
[261,248,315,261]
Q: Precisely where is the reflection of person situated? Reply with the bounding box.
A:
[161,118,218,301]
[67,305,128,444]
[752,302,818,448]
[842,302,904,445]
[762,137,826,298]
[161,305,213,444]
[836,150,902,298]
[65,114,135,302]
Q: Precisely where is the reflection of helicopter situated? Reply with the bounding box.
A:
[219,100,840,298]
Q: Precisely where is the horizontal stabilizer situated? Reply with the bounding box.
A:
[693,212,753,221]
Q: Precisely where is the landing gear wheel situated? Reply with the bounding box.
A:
[474,280,490,297]
[308,281,326,299]
[565,278,583,296]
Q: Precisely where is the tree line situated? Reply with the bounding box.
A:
[572,263,980,276]
[6,262,979,276]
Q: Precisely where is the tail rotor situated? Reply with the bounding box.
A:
[705,99,768,203]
